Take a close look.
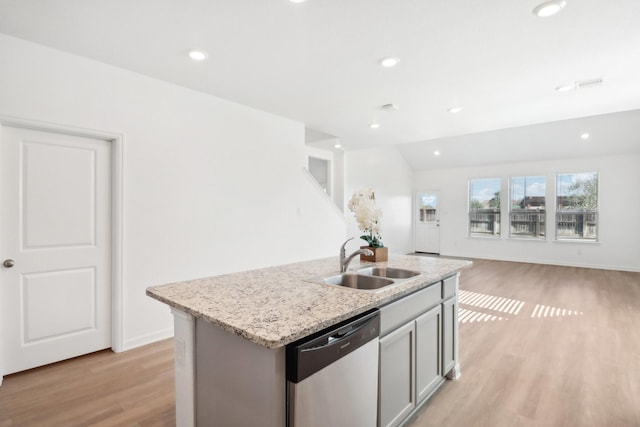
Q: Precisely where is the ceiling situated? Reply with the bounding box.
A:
[399,109,640,170]
[1,0,640,158]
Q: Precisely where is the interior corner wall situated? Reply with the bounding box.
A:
[345,146,413,255]
[414,153,640,272]
[305,141,345,212]
[0,34,347,350]
[332,149,345,212]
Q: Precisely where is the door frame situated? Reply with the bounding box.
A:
[414,190,441,254]
[0,115,125,364]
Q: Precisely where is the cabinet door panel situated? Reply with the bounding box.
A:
[415,305,442,403]
[379,322,415,427]
[442,297,456,375]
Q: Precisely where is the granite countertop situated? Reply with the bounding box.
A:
[146,254,472,349]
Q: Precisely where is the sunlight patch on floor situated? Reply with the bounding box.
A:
[458,290,525,315]
[458,308,505,324]
[458,290,585,324]
[530,304,583,318]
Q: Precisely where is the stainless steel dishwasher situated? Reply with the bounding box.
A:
[286,309,380,427]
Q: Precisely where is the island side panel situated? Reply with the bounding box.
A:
[172,309,196,427]
[195,318,286,427]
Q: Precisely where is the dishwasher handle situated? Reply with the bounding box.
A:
[309,312,371,349]
[286,309,379,383]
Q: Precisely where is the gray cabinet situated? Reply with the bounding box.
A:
[378,274,459,427]
[379,321,415,427]
[442,296,456,375]
[415,305,442,404]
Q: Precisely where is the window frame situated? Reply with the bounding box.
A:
[555,171,599,242]
[508,175,547,240]
[468,177,502,238]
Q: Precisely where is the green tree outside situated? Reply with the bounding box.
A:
[566,175,598,209]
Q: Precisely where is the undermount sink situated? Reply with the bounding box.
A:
[311,273,395,291]
[357,266,421,279]
[308,266,421,292]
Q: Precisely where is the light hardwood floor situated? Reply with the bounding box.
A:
[1,259,639,426]
[410,259,640,427]
[0,339,175,426]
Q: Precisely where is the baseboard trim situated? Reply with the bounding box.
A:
[440,252,640,273]
[121,327,174,352]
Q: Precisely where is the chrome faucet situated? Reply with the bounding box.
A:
[339,238,373,272]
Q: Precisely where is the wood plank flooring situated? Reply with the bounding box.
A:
[410,259,640,427]
[0,339,175,426]
[1,259,639,426]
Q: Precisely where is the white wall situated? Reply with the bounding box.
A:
[345,146,413,254]
[0,34,347,350]
[414,153,640,271]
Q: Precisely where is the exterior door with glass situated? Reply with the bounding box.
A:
[415,192,440,254]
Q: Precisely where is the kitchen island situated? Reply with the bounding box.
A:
[147,254,471,427]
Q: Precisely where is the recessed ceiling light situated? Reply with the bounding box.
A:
[533,1,567,17]
[581,133,590,140]
[370,123,380,129]
[434,150,441,156]
[334,142,342,148]
[289,0,306,3]
[555,83,574,92]
[448,106,463,114]
[380,57,400,68]
[188,50,208,61]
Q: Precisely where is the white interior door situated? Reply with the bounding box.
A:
[415,192,440,254]
[0,126,112,375]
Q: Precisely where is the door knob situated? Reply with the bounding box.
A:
[3,259,15,268]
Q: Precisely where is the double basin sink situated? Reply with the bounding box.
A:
[308,267,421,292]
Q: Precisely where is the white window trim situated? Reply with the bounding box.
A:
[554,171,600,243]
[507,175,547,240]
[468,177,502,238]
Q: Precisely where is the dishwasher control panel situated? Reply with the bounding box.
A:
[286,309,380,383]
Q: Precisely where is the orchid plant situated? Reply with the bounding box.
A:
[348,188,384,248]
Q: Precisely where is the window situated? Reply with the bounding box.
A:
[509,176,546,238]
[469,178,501,237]
[418,193,438,223]
[556,172,598,241]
